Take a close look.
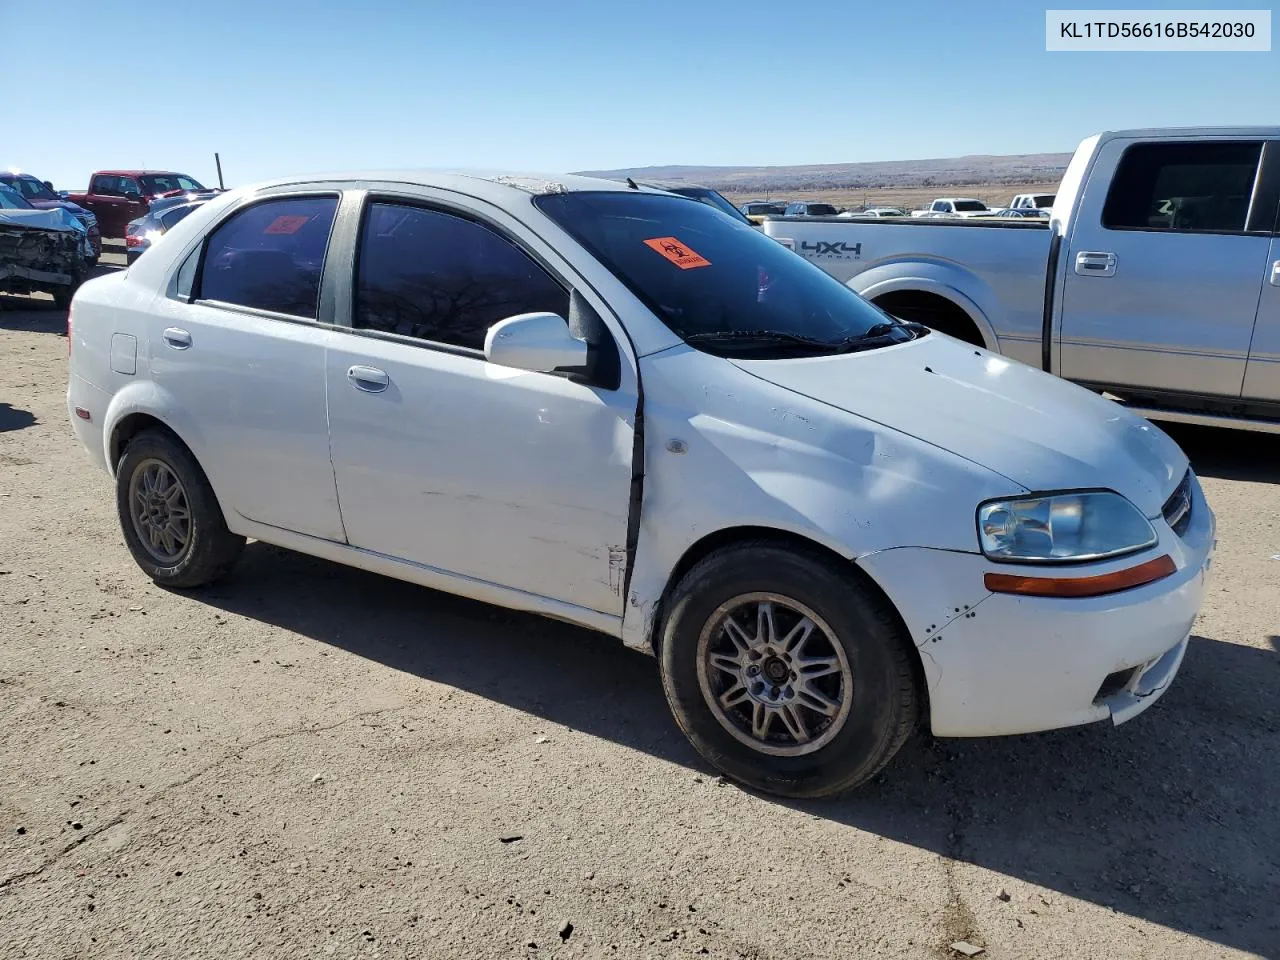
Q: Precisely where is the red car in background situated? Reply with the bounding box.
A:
[65,170,209,238]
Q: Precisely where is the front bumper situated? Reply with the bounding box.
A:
[858,473,1215,737]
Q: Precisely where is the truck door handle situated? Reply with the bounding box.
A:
[162,327,192,349]
[1270,260,1280,287]
[1075,251,1117,277]
[347,365,389,393]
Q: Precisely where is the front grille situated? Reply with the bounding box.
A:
[1162,469,1193,537]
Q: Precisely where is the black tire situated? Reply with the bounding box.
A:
[659,542,919,798]
[115,428,244,588]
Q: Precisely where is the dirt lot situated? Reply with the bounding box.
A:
[1,250,1278,959]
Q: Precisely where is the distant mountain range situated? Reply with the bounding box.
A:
[575,152,1072,194]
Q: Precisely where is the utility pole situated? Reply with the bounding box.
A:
[215,153,225,190]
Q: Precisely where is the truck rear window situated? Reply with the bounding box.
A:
[535,191,908,354]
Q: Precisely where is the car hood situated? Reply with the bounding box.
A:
[29,198,92,218]
[729,334,1188,517]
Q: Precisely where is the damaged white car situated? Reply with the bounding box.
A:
[67,172,1215,797]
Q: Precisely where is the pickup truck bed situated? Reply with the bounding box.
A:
[764,126,1280,434]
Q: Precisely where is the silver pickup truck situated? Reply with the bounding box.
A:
[763,127,1280,433]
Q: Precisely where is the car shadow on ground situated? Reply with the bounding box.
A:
[0,262,123,335]
[1163,421,1280,483]
[0,403,37,433]
[198,542,1279,956]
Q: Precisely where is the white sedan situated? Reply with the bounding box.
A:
[66,172,1214,797]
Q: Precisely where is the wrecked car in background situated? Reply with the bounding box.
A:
[0,183,86,308]
[0,172,101,266]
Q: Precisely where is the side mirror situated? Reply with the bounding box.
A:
[484,312,588,374]
[125,190,142,201]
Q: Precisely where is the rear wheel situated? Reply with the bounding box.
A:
[116,429,244,588]
[659,543,919,798]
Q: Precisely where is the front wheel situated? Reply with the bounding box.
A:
[659,543,919,798]
[116,429,245,588]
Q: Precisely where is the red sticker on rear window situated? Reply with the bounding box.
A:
[643,236,711,269]
[264,215,309,235]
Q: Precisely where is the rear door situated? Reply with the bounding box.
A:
[89,175,129,236]
[148,192,346,541]
[1059,138,1272,398]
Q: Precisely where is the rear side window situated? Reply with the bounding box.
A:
[93,176,118,196]
[1102,141,1262,233]
[808,204,838,216]
[197,196,338,319]
[354,202,569,351]
[160,204,199,230]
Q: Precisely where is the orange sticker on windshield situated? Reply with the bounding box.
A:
[643,236,711,270]
[264,215,309,235]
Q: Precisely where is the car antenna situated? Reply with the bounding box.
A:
[626,177,639,190]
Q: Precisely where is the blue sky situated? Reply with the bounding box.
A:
[5,0,1276,190]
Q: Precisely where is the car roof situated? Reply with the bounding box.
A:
[238,169,660,206]
[95,170,194,178]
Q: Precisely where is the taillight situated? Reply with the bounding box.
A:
[125,233,143,248]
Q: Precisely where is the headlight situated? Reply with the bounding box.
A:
[977,491,1157,563]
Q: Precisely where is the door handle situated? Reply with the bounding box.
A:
[1075,251,1117,277]
[1270,260,1280,287]
[162,327,192,349]
[347,364,389,393]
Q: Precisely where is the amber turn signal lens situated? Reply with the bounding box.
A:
[984,555,1177,598]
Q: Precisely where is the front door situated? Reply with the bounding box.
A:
[1243,234,1280,402]
[325,198,635,616]
[149,193,346,541]
[1059,138,1271,399]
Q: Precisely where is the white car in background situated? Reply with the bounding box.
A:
[67,171,1213,797]
[911,197,992,218]
[839,207,907,218]
[1010,192,1056,210]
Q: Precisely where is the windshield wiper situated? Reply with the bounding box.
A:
[832,319,930,351]
[684,329,838,351]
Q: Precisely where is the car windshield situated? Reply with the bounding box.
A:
[953,200,988,212]
[536,191,920,357]
[0,184,32,209]
[7,176,58,201]
[141,174,205,194]
[672,187,753,225]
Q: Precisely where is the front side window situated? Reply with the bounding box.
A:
[932,201,948,212]
[1103,141,1261,233]
[536,191,920,358]
[143,174,205,195]
[119,177,141,197]
[354,202,569,351]
[197,195,338,318]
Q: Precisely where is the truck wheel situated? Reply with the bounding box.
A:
[115,429,245,588]
[659,542,919,798]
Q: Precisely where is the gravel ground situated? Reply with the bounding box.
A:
[1,252,1278,959]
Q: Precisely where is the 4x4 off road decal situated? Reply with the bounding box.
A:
[643,237,712,270]
[799,240,861,259]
